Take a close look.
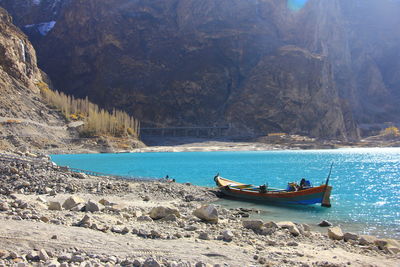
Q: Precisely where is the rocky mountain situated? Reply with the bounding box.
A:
[1,0,399,140]
[0,7,72,151]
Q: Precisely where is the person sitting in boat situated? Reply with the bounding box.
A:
[259,184,267,193]
[287,182,299,192]
[299,178,311,190]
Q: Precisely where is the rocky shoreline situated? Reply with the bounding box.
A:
[0,151,399,267]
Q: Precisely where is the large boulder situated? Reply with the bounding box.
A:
[62,196,84,210]
[328,226,344,240]
[149,206,180,220]
[242,220,264,231]
[193,204,218,224]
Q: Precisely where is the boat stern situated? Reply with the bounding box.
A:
[321,185,332,208]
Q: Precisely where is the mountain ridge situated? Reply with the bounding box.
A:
[1,0,399,140]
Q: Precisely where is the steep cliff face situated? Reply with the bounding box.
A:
[3,0,398,140]
[0,7,71,151]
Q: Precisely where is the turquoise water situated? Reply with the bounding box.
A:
[51,148,400,238]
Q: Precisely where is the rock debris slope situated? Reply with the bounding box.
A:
[0,7,72,151]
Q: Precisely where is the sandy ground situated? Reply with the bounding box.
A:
[0,151,399,266]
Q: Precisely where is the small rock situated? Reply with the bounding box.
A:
[301,223,311,232]
[328,226,344,240]
[46,260,60,267]
[318,220,333,227]
[76,173,88,179]
[287,241,299,246]
[142,257,161,267]
[99,198,113,206]
[143,196,150,201]
[195,262,207,267]
[277,221,300,236]
[39,249,50,261]
[62,196,85,210]
[71,203,85,212]
[85,200,103,212]
[198,232,210,240]
[149,206,180,220]
[358,235,377,246]
[40,216,50,223]
[288,225,301,236]
[243,220,264,231]
[36,196,47,203]
[26,251,39,261]
[71,254,85,262]
[0,202,9,211]
[133,259,142,267]
[0,249,9,259]
[264,221,279,229]
[111,226,129,234]
[344,232,359,242]
[137,215,153,222]
[162,214,178,222]
[58,253,72,262]
[48,201,62,211]
[78,214,91,227]
[193,204,218,223]
[222,230,234,242]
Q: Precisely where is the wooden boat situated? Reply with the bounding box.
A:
[214,175,332,207]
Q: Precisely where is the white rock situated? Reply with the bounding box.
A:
[149,206,180,220]
[328,226,344,240]
[288,225,300,236]
[277,221,296,229]
[36,196,47,203]
[62,196,85,210]
[39,249,49,261]
[277,221,300,236]
[193,204,218,223]
[222,230,234,242]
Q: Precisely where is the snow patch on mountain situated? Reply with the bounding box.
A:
[25,21,56,36]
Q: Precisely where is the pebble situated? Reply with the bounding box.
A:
[222,230,234,242]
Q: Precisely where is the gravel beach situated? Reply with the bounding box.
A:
[0,151,399,267]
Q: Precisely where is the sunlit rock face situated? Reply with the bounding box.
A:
[1,0,399,139]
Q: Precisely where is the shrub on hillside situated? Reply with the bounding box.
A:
[381,126,400,138]
[37,82,140,138]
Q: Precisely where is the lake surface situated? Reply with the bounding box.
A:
[51,147,400,238]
